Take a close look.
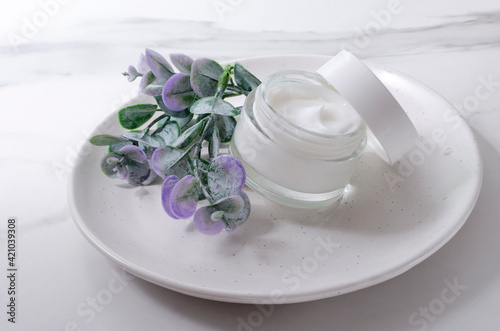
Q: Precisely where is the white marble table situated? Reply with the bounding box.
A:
[2,0,500,330]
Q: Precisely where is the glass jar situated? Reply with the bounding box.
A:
[230,70,367,208]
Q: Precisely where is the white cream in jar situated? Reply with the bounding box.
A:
[230,70,367,207]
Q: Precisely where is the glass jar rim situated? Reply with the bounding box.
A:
[258,69,367,141]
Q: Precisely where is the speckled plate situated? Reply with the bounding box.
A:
[69,54,482,304]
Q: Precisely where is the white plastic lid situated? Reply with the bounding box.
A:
[317,50,418,165]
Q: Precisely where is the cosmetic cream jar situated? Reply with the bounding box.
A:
[230,51,418,207]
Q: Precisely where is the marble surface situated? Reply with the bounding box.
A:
[1,0,500,330]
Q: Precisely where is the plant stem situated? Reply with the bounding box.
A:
[192,115,216,204]
[226,84,249,96]
[146,114,168,134]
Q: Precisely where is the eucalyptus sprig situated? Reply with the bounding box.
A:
[90,49,261,234]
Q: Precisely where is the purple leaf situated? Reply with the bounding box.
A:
[211,195,244,214]
[119,145,147,163]
[142,78,168,96]
[145,49,174,80]
[124,65,140,82]
[106,157,120,165]
[126,160,152,185]
[169,175,200,219]
[101,153,121,178]
[117,165,128,180]
[223,190,251,227]
[140,168,158,186]
[190,58,223,98]
[151,146,191,179]
[162,73,196,111]
[193,190,250,235]
[211,211,225,222]
[161,176,180,219]
[193,206,225,235]
[139,71,156,94]
[208,155,246,195]
[169,53,194,74]
[137,53,149,74]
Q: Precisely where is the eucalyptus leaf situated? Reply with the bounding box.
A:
[170,53,194,74]
[193,205,225,235]
[161,175,181,219]
[234,62,261,92]
[108,141,133,153]
[208,123,220,159]
[119,145,147,163]
[196,158,210,198]
[118,104,157,130]
[156,112,193,130]
[137,53,149,74]
[140,165,158,186]
[155,116,170,130]
[139,71,156,94]
[223,190,250,227]
[126,159,153,186]
[162,73,196,111]
[145,48,174,80]
[207,155,246,195]
[151,146,192,179]
[211,210,225,222]
[123,65,140,82]
[100,153,122,178]
[211,187,232,202]
[121,131,162,148]
[169,175,200,219]
[142,77,167,96]
[172,118,207,149]
[211,195,244,214]
[90,134,128,146]
[154,95,192,118]
[190,96,238,116]
[190,58,223,98]
[116,165,128,180]
[171,113,193,128]
[204,114,236,143]
[152,121,181,146]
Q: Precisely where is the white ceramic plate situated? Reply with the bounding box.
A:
[69,55,482,304]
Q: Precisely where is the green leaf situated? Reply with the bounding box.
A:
[162,73,196,111]
[122,131,162,148]
[234,62,261,92]
[169,53,194,74]
[190,96,238,116]
[171,113,193,128]
[89,134,128,146]
[108,141,133,153]
[118,104,158,130]
[190,58,223,97]
[139,71,156,92]
[100,152,122,178]
[223,191,250,227]
[211,195,244,214]
[204,114,236,143]
[207,155,246,194]
[151,146,192,179]
[154,95,192,118]
[172,118,207,149]
[152,121,181,146]
[154,116,170,130]
[197,158,210,186]
[208,122,220,159]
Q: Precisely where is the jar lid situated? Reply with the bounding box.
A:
[317,50,418,165]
